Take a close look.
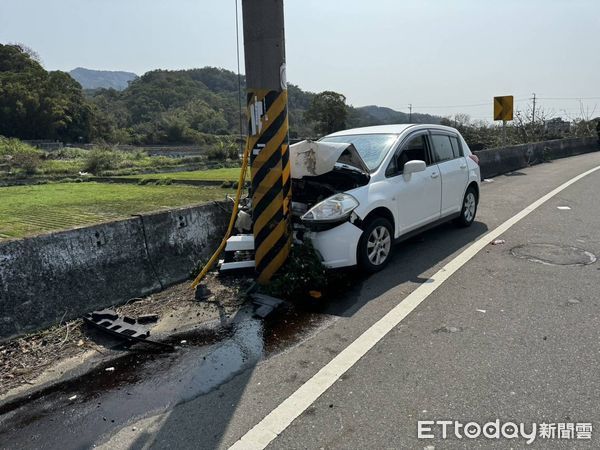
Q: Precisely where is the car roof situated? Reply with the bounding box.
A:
[324,123,460,137]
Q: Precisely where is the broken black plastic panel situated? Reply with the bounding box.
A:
[84,308,173,350]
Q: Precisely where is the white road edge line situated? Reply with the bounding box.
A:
[230,164,600,450]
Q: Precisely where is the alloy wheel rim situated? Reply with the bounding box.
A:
[464,192,476,222]
[367,226,391,265]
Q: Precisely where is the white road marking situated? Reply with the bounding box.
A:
[229,164,600,450]
[557,206,571,210]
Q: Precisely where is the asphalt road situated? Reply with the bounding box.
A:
[2,151,600,449]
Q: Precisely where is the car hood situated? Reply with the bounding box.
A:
[289,140,370,179]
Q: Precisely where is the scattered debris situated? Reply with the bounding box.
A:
[251,293,285,318]
[194,284,213,301]
[476,309,487,313]
[434,325,462,333]
[566,298,581,306]
[557,206,571,210]
[84,309,174,351]
[308,290,322,299]
[483,178,494,183]
[180,340,187,345]
[137,314,159,324]
[68,395,77,401]
[105,367,115,372]
[1,273,248,395]
[491,239,506,245]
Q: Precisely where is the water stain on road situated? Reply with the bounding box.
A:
[0,304,330,449]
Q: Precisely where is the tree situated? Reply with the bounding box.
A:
[305,91,348,135]
[0,44,94,141]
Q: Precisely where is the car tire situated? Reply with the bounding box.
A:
[455,186,478,227]
[357,217,394,273]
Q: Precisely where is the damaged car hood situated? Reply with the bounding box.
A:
[289,140,370,179]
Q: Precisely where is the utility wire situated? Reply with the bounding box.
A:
[235,0,244,153]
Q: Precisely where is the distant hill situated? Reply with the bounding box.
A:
[69,67,137,90]
[355,105,441,125]
[86,66,443,144]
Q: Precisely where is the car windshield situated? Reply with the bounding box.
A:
[320,133,398,172]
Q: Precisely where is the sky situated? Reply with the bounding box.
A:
[1,0,599,120]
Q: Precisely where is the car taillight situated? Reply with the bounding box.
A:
[469,154,479,165]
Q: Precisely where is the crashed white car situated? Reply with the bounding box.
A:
[290,124,481,272]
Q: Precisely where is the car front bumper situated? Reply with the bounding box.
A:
[303,221,363,269]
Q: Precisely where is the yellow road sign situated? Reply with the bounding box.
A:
[494,96,514,121]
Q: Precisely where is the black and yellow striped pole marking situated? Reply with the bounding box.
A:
[242,0,291,285]
[247,89,292,284]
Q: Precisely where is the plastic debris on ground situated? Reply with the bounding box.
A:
[251,293,286,318]
[491,239,506,245]
[194,284,213,301]
[83,309,174,351]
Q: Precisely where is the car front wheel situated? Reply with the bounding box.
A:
[456,186,478,227]
[357,217,394,272]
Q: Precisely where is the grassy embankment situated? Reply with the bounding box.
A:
[0,137,240,180]
[0,182,233,239]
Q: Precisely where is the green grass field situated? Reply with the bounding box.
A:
[121,167,246,182]
[0,182,234,239]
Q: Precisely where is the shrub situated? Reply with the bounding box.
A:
[206,137,240,161]
[0,137,43,174]
[83,147,123,174]
[49,147,88,160]
[264,242,328,300]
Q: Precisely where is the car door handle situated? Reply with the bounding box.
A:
[460,164,467,169]
[431,172,439,179]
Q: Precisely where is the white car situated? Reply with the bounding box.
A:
[290,124,481,272]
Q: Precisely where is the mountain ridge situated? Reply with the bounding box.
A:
[69,67,138,90]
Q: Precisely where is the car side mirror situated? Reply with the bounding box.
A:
[403,160,426,175]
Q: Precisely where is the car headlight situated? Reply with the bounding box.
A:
[301,193,359,223]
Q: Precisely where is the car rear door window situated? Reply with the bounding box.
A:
[431,135,455,163]
[449,136,463,158]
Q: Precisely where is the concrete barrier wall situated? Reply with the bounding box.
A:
[475,137,599,179]
[0,202,229,341]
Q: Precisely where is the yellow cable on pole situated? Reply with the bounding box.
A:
[190,143,251,290]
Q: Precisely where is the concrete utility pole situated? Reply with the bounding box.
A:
[408,104,413,123]
[242,0,291,284]
[531,92,537,126]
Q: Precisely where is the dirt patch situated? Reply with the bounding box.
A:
[0,272,249,396]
